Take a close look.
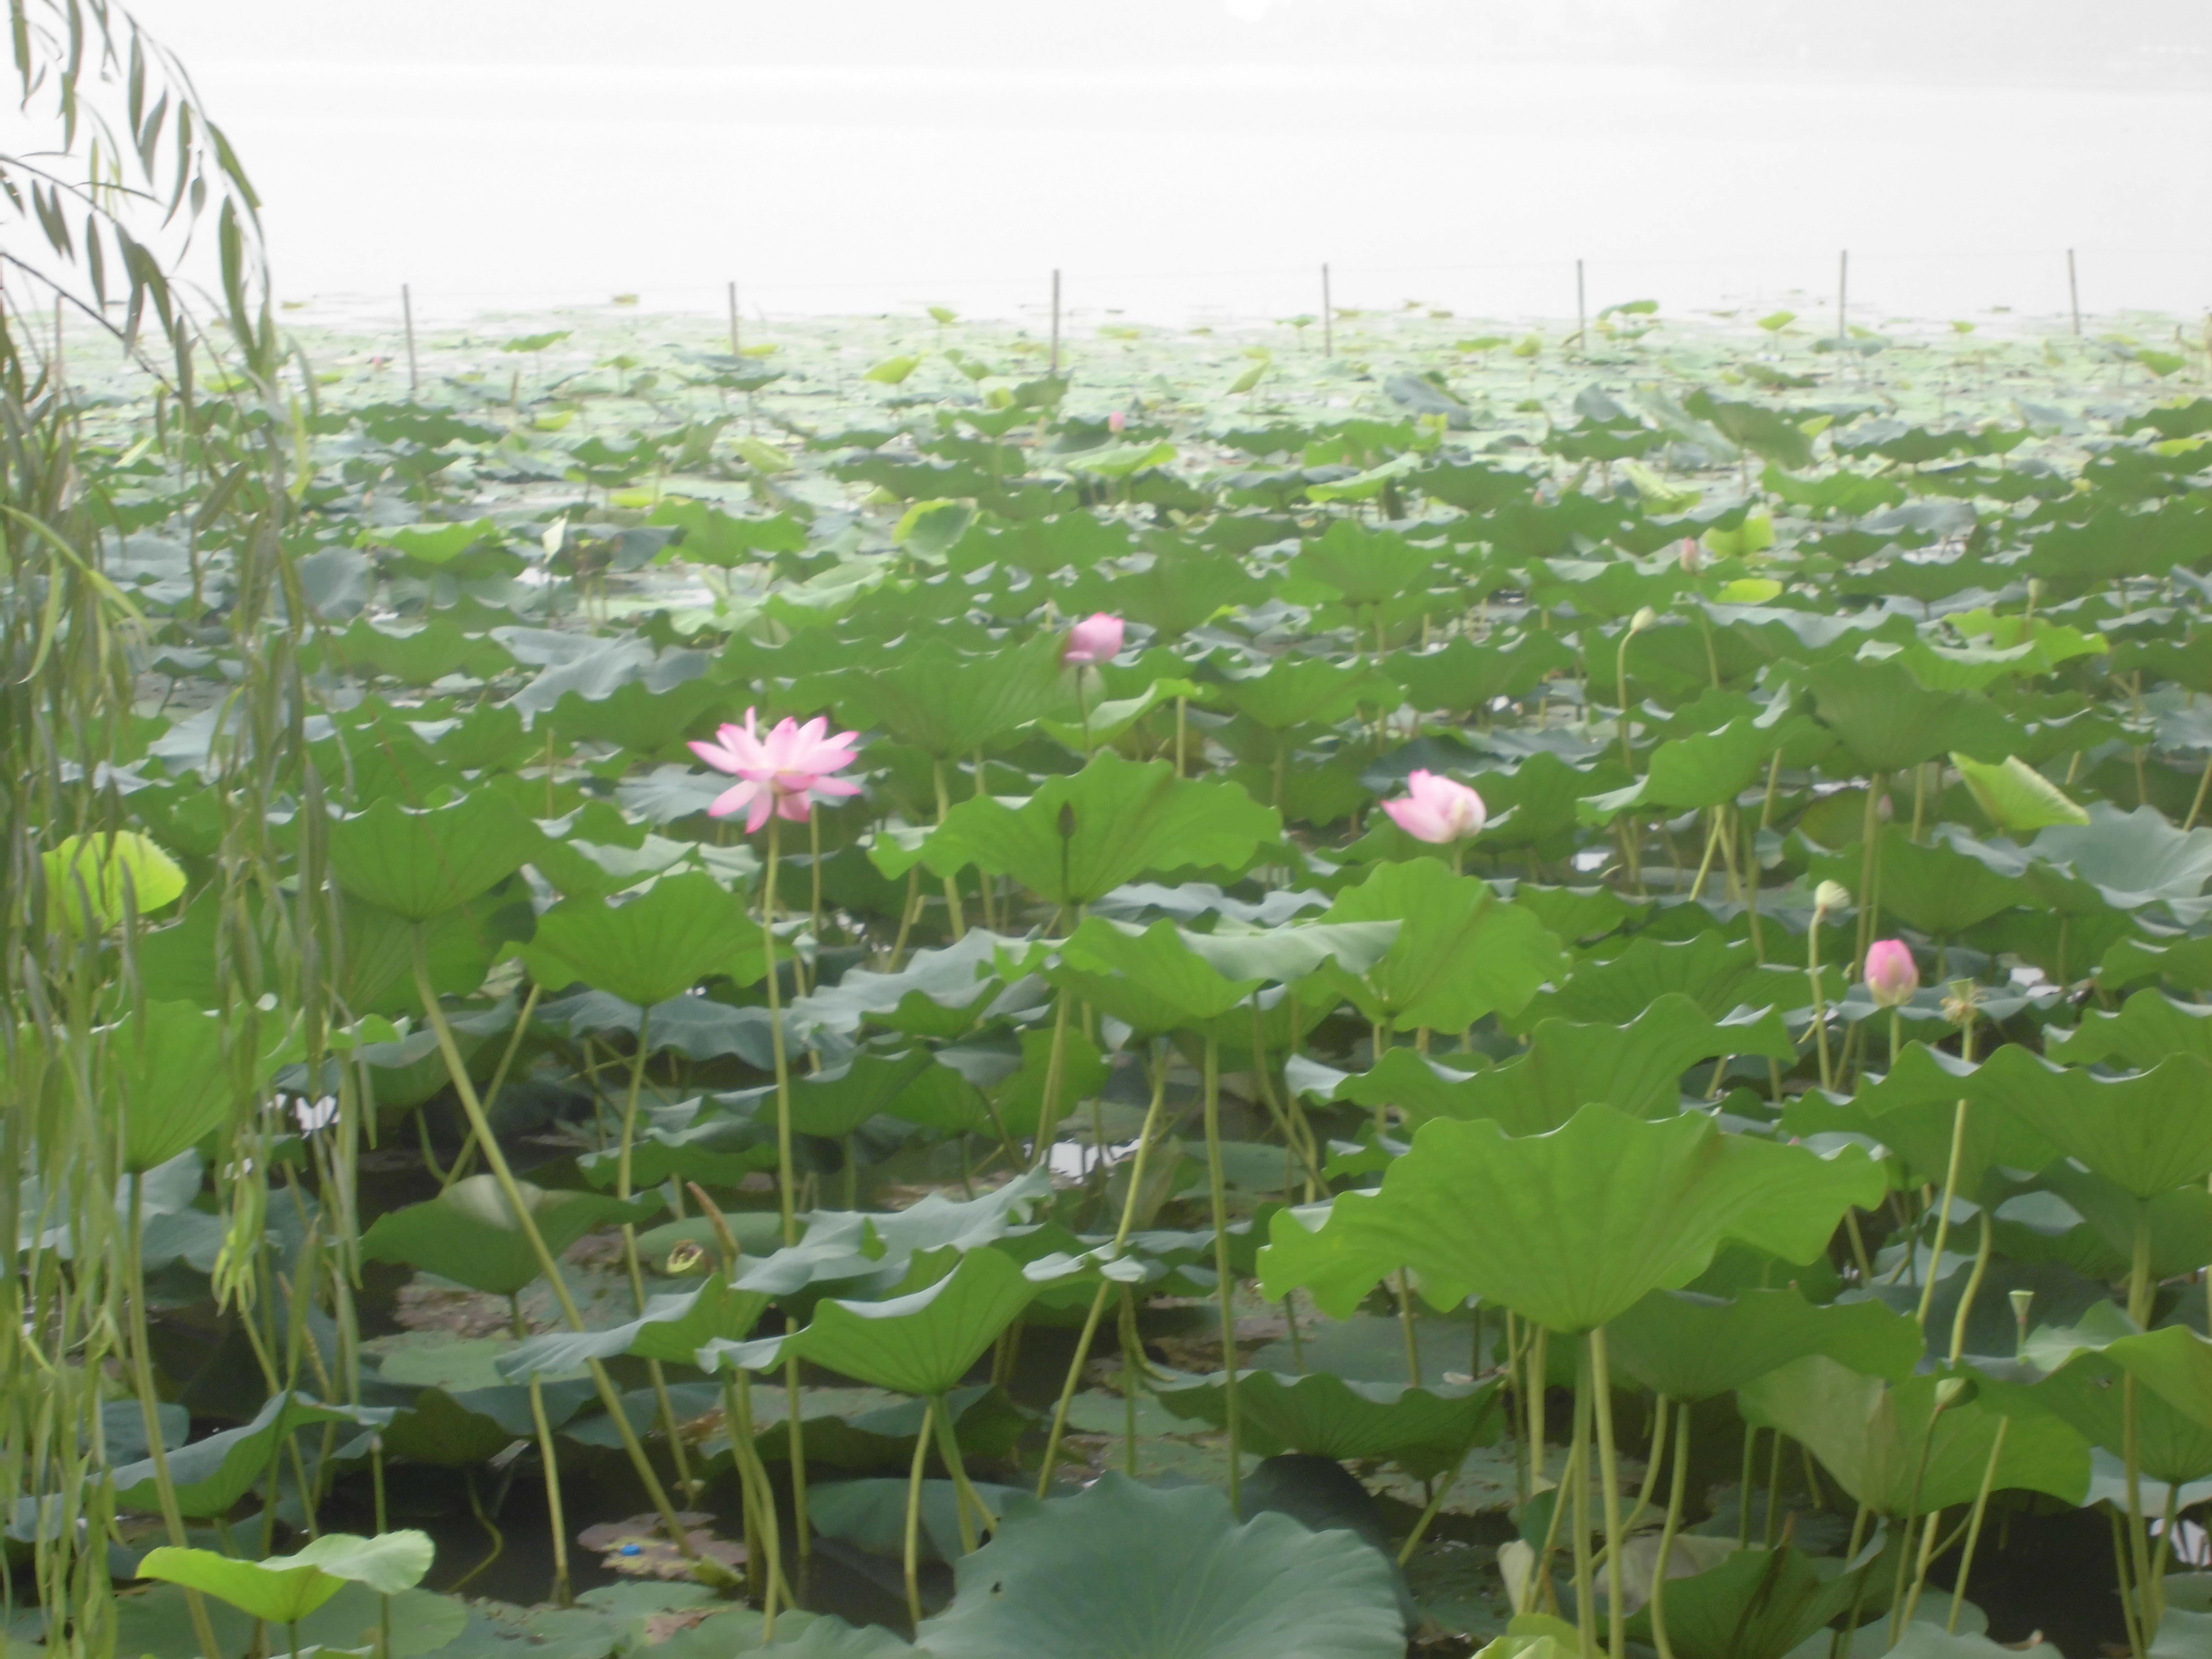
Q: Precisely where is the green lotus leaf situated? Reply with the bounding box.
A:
[1048,916,1264,1034]
[1606,1287,1923,1401]
[2023,1342,2212,1484]
[1258,1103,1885,1332]
[915,1473,1405,1659]
[360,1174,661,1297]
[108,1000,289,1175]
[1431,995,1796,1135]
[519,869,755,1008]
[2050,988,2212,1068]
[1802,658,2016,775]
[833,632,1070,759]
[1321,860,1567,1035]
[1620,1544,1885,1659]
[499,1274,771,1378]
[1740,1357,2089,1514]
[1389,631,1578,713]
[1214,656,1387,732]
[326,790,544,921]
[725,1244,1044,1397]
[137,1530,433,1626]
[1974,1045,2212,1199]
[112,1393,390,1518]
[41,830,185,934]
[1150,1369,1503,1469]
[1290,520,1441,606]
[927,752,1281,907]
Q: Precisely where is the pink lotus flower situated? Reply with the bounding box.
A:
[1381,770,1486,844]
[1108,410,1127,433]
[1062,613,1125,666]
[688,709,863,832]
[1865,939,1920,1008]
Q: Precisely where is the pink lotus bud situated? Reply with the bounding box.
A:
[1062,613,1125,666]
[1679,536,1700,573]
[1108,410,1127,433]
[1381,770,1487,844]
[1865,939,1919,1009]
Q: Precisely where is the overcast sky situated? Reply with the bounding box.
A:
[115,1,2212,324]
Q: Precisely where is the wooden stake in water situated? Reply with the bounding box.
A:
[1575,259,1587,357]
[1322,263,1334,359]
[727,280,741,357]
[1050,268,1061,377]
[402,283,419,397]
[1838,249,1850,342]
[2068,248,2081,335]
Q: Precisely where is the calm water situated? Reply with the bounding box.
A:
[190,60,2211,328]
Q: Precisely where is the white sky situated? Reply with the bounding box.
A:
[113,1,2212,324]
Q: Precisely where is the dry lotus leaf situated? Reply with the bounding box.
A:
[575,1512,746,1579]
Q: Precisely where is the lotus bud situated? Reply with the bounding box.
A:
[1061,612,1126,666]
[1932,1376,1969,1410]
[2009,1288,2035,1351]
[1108,409,1127,433]
[1864,939,1919,1009]
[1381,770,1488,845]
[1629,606,1658,634]
[1813,880,1851,914]
[1679,536,1700,573]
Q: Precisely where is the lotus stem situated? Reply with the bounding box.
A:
[1029,989,1075,1170]
[1588,1327,1628,1659]
[411,931,696,1557]
[1947,1210,1994,1366]
[1648,1399,1691,1659]
[512,1296,572,1606]
[903,1395,935,1627]
[1396,1271,1423,1387]
[1913,1100,1971,1334]
[931,758,968,939]
[614,1009,698,1499]
[1945,1415,2008,1633]
[1038,1045,1172,1495]
[1202,1033,1243,1511]
[932,1392,994,1552]
[1397,1390,1502,1568]
[1806,916,1835,1092]
[1568,1348,1598,1658]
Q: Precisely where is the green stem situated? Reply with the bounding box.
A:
[1035,1043,1174,1492]
[1202,1032,1241,1512]
[409,932,695,1556]
[1648,1400,1691,1659]
[1947,1210,1994,1366]
[1806,919,1834,1092]
[932,758,967,939]
[1914,1101,1972,1334]
[1568,1348,1597,1658]
[1029,989,1075,1170]
[903,1395,935,1628]
[933,1392,994,1555]
[1945,1415,2008,1634]
[512,1297,572,1606]
[1588,1326,1627,1659]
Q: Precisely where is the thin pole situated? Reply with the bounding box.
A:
[1322,263,1334,359]
[1575,259,1587,357]
[727,280,741,356]
[52,295,62,381]
[1049,268,1061,377]
[402,283,419,397]
[1838,250,1849,342]
[2068,249,2081,335]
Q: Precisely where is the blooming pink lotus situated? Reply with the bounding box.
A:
[1382,770,1486,844]
[689,709,863,832]
[1062,613,1126,666]
[1108,410,1127,433]
[1865,938,1920,1008]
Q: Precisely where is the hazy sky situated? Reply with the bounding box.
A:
[116,1,2212,325]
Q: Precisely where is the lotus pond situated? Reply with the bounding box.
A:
[10,259,2212,1659]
